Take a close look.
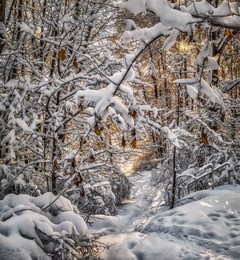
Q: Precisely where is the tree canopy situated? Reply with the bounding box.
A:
[0,0,239,258]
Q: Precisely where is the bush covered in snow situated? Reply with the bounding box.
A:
[110,173,131,205]
[132,152,160,172]
[69,171,117,215]
[0,162,131,217]
[68,170,132,216]
[0,165,42,200]
[147,123,240,207]
[0,192,98,260]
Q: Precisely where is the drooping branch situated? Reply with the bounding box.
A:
[220,79,240,93]
[113,35,165,96]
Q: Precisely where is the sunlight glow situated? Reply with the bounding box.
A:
[178,42,189,52]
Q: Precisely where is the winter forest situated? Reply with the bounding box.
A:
[0,0,239,259]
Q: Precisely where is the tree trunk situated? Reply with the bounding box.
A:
[10,0,23,79]
[170,86,180,209]
[0,0,6,22]
[0,0,6,53]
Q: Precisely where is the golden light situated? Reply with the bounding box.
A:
[178,42,189,52]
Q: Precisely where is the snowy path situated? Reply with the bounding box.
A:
[115,171,163,231]
[89,171,240,260]
[89,171,162,234]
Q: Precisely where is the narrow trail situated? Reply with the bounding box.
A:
[117,171,164,231]
[89,171,239,260]
[89,171,163,235]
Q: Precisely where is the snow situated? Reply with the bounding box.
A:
[186,84,198,100]
[146,0,201,36]
[1,0,239,258]
[125,19,137,31]
[139,185,240,259]
[1,172,240,259]
[1,129,15,145]
[196,41,218,70]
[88,171,240,259]
[187,0,240,17]
[186,0,240,28]
[174,76,224,107]
[121,22,170,44]
[0,233,49,260]
[161,126,181,148]
[19,22,35,36]
[100,232,184,260]
[0,22,6,37]
[119,84,134,101]
[0,192,90,259]
[119,0,146,14]
[74,80,135,130]
[200,78,224,105]
[15,118,33,132]
[62,14,75,24]
[121,0,201,37]
[162,28,180,50]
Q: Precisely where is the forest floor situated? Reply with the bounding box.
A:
[89,171,240,260]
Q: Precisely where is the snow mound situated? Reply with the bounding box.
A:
[138,185,240,259]
[100,232,187,260]
[92,170,240,259]
[0,192,90,259]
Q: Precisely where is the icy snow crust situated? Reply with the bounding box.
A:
[90,171,240,259]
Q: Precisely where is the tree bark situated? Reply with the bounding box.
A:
[0,0,6,22]
[0,0,6,53]
[170,86,180,209]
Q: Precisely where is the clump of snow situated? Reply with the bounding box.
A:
[119,0,146,14]
[162,28,180,50]
[174,76,224,107]
[121,0,202,38]
[0,192,90,259]
[121,22,170,44]
[15,118,33,132]
[187,0,240,28]
[196,41,218,70]
[161,126,182,148]
[19,22,35,36]
[74,81,135,131]
[186,84,198,100]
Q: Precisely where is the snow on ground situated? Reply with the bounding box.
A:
[89,171,240,259]
[89,171,162,235]
[0,192,90,259]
